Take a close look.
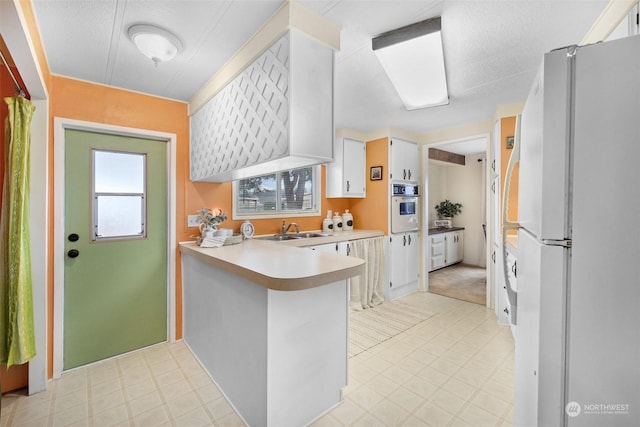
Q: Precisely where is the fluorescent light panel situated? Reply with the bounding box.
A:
[372,17,449,110]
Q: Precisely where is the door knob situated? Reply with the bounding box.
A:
[67,249,79,258]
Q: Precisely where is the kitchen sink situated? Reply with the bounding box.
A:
[256,232,330,241]
[257,234,304,241]
[298,232,329,238]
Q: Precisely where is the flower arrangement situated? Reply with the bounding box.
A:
[196,208,227,229]
[434,200,463,219]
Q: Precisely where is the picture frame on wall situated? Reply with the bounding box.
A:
[370,166,383,181]
[506,136,515,149]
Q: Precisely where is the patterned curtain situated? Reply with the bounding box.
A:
[0,96,36,367]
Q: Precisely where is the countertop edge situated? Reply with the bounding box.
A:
[179,233,373,291]
[428,227,465,235]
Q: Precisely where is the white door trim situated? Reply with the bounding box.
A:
[53,117,177,378]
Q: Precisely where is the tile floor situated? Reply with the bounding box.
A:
[0,292,514,427]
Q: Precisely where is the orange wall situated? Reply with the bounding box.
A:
[48,76,189,378]
[500,116,519,230]
[350,137,389,234]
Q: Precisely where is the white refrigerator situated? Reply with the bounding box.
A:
[503,35,640,426]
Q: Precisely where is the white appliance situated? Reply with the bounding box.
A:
[390,183,419,233]
[503,36,640,426]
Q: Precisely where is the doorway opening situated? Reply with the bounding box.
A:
[426,136,489,306]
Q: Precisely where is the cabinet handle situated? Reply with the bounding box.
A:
[512,261,517,278]
[408,234,412,245]
[491,182,495,193]
[346,180,350,192]
[504,307,510,315]
[403,169,407,180]
[346,243,351,256]
[492,251,496,263]
[403,235,407,246]
[408,169,412,180]
[492,159,496,172]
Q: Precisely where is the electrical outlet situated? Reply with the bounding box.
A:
[187,215,200,228]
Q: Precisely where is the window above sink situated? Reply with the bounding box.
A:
[232,165,321,220]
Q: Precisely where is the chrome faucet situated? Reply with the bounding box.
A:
[281,220,300,234]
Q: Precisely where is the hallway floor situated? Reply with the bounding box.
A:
[1,292,513,426]
[428,264,487,305]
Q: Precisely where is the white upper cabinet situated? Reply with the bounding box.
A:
[326,137,365,198]
[389,138,418,182]
[190,30,334,182]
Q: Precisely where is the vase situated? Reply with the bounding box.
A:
[199,223,215,238]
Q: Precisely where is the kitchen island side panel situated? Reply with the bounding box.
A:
[267,282,348,426]
[182,254,268,426]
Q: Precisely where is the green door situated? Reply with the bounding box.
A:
[64,129,167,370]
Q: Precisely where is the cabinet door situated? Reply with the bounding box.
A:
[390,138,418,182]
[429,234,445,271]
[404,143,419,183]
[389,233,419,293]
[388,235,407,290]
[444,232,453,265]
[451,231,464,263]
[343,139,365,196]
[406,232,419,284]
[326,138,365,198]
[337,241,350,256]
[309,243,338,253]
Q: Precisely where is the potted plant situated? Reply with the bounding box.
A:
[196,208,227,237]
[434,200,463,220]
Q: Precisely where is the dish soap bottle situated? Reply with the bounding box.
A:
[333,211,343,232]
[342,209,353,231]
[323,211,333,232]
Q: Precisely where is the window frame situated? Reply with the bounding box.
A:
[232,165,321,220]
[91,148,148,242]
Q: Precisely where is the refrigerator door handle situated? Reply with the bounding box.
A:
[501,114,522,325]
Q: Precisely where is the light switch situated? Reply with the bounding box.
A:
[187,215,199,228]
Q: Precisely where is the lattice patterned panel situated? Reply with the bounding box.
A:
[190,34,290,181]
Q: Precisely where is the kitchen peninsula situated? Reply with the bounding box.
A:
[180,237,366,426]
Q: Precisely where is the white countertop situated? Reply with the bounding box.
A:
[259,229,384,247]
[179,230,383,291]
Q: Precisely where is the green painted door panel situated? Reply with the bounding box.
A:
[64,129,167,370]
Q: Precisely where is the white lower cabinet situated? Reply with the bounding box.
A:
[429,234,446,271]
[388,232,419,300]
[309,242,340,253]
[428,229,464,272]
[445,231,464,265]
[308,241,351,255]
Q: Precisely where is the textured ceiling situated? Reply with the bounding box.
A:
[32,0,610,134]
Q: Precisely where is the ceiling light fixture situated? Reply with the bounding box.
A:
[128,24,183,66]
[372,17,449,110]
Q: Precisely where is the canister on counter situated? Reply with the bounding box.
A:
[323,210,333,232]
[332,212,343,232]
[342,210,353,231]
